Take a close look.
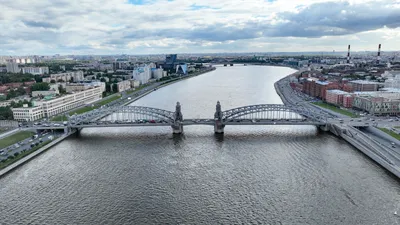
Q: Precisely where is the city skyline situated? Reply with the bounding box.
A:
[1,0,400,55]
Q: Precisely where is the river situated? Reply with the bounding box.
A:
[0,66,400,224]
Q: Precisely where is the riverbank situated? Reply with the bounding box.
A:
[0,131,74,178]
[274,70,400,179]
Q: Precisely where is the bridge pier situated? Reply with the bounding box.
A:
[214,122,225,133]
[172,123,183,134]
[318,125,329,132]
[214,101,225,133]
[171,102,184,134]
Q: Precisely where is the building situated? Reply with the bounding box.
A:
[349,80,380,92]
[384,75,400,89]
[12,106,43,122]
[42,71,84,83]
[6,61,19,73]
[12,86,103,121]
[163,54,177,70]
[32,90,59,97]
[352,92,400,115]
[151,68,164,79]
[302,78,339,100]
[343,94,354,108]
[22,67,49,75]
[111,80,131,92]
[176,63,188,75]
[325,90,349,106]
[130,80,140,88]
[66,81,105,93]
[132,64,154,84]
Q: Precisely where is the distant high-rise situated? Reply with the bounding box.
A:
[6,60,20,73]
[164,54,177,70]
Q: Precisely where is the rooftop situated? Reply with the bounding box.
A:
[327,89,349,95]
[349,80,380,85]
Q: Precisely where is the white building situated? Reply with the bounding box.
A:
[132,64,155,84]
[6,61,19,73]
[12,106,44,122]
[151,68,164,79]
[66,81,105,93]
[42,71,84,83]
[12,86,103,121]
[32,90,59,97]
[22,67,49,75]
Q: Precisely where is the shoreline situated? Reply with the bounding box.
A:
[274,69,400,179]
[0,67,217,177]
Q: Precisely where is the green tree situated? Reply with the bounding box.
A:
[57,79,64,83]
[6,89,18,99]
[16,86,26,95]
[105,83,111,93]
[112,83,118,93]
[31,82,50,91]
[100,78,106,82]
[0,107,13,119]
[58,85,66,94]
[50,79,56,83]
[69,77,74,83]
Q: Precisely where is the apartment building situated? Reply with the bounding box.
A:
[325,90,349,106]
[42,71,84,83]
[22,67,49,75]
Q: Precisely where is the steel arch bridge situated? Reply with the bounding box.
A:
[68,105,175,125]
[220,104,326,122]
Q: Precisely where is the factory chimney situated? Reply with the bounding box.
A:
[347,45,350,64]
[377,44,381,64]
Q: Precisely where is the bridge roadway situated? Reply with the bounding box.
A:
[26,118,327,130]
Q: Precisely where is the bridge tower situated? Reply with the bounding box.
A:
[214,101,225,133]
[172,102,183,134]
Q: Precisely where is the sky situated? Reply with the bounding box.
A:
[1,0,400,55]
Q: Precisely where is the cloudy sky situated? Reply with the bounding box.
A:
[1,0,400,55]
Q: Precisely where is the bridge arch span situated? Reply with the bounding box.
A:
[221,104,325,122]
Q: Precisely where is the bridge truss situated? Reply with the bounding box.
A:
[221,104,326,122]
[68,105,175,125]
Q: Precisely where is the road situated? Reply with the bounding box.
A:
[0,132,60,161]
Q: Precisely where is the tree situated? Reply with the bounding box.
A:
[50,79,56,83]
[105,83,111,93]
[0,107,13,120]
[69,77,74,83]
[100,78,106,82]
[16,86,26,95]
[58,85,66,94]
[31,82,50,91]
[34,75,43,83]
[57,79,64,83]
[112,83,118,93]
[6,89,18,99]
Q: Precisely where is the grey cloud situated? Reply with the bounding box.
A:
[22,20,60,29]
[271,1,400,37]
[123,0,400,41]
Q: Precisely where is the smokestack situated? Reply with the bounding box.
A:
[347,45,350,64]
[377,44,381,64]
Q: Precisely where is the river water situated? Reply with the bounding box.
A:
[1,66,400,224]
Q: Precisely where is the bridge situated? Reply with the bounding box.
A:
[27,101,334,134]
